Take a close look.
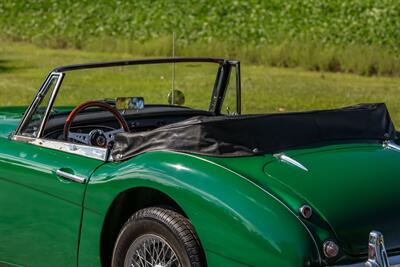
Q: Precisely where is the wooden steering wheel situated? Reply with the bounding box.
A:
[63,101,129,147]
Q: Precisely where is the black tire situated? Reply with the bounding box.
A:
[111,207,205,267]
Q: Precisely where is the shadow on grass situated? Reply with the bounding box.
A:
[0,60,16,73]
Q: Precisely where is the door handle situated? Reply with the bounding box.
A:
[56,169,86,184]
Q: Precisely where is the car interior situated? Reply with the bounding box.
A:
[43,103,213,145]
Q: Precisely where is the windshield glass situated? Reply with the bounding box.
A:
[53,62,220,111]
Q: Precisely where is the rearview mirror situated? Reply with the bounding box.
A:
[116,97,145,110]
[168,90,185,106]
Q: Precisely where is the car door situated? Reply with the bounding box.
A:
[0,136,104,267]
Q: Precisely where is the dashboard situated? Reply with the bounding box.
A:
[43,106,213,142]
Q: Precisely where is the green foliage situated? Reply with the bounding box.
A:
[0,0,399,76]
[1,0,399,48]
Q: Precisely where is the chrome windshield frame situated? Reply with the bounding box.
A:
[13,72,63,136]
[10,57,240,161]
[51,57,239,115]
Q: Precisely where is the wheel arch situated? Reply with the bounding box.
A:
[99,186,189,267]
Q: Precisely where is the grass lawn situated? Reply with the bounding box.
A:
[1,41,400,126]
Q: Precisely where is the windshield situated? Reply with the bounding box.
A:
[53,62,220,111]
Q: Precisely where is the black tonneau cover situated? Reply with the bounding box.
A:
[111,103,396,161]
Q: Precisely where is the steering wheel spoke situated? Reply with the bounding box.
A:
[104,128,125,143]
[68,132,90,145]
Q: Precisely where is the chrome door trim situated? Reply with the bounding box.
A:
[11,135,107,161]
[56,169,86,184]
[31,138,107,161]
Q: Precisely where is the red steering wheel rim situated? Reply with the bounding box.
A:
[63,101,129,141]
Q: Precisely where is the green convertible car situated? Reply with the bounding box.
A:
[0,58,399,267]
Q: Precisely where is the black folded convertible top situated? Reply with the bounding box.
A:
[111,103,396,161]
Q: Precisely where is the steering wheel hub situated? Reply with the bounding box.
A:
[89,129,107,147]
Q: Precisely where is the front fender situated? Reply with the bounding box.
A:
[80,151,320,267]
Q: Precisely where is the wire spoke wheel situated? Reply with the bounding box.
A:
[112,208,204,267]
[125,234,181,267]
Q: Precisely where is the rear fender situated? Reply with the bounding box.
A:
[80,151,320,267]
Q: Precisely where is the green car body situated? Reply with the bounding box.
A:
[0,59,399,267]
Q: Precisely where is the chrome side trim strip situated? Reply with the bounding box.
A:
[274,153,309,172]
[56,169,86,184]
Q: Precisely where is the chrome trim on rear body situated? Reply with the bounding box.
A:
[366,231,390,267]
[274,153,309,172]
[383,141,400,152]
[330,231,400,267]
[330,255,400,267]
[299,204,313,219]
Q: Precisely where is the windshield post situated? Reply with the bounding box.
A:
[209,61,232,114]
[235,62,241,115]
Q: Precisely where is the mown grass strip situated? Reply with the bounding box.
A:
[1,41,400,126]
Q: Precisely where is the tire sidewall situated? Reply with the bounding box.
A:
[112,217,193,267]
